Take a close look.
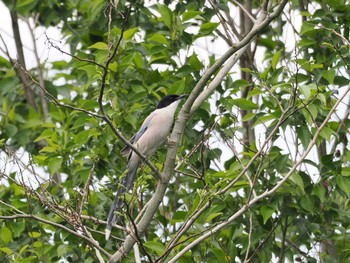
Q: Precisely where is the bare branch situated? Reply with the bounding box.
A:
[0,213,111,258]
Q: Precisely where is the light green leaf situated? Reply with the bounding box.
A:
[39,145,60,153]
[319,126,333,142]
[321,69,335,84]
[1,225,12,243]
[242,112,255,122]
[182,10,203,21]
[0,247,12,255]
[271,49,282,69]
[88,42,108,50]
[48,157,63,174]
[0,55,11,68]
[28,232,41,238]
[199,22,219,35]
[299,84,311,100]
[57,244,69,257]
[148,33,169,45]
[133,52,144,68]
[20,256,37,263]
[124,27,139,40]
[342,167,350,177]
[157,4,173,29]
[336,175,350,197]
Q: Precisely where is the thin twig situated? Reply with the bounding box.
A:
[0,214,111,258]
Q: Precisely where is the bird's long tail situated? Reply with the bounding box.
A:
[105,161,139,240]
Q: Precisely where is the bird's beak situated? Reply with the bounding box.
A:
[178,94,187,100]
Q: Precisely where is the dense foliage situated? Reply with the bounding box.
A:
[1,0,350,262]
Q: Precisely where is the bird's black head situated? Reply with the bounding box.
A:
[156,94,186,109]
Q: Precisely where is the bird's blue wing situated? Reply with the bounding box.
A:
[121,115,154,155]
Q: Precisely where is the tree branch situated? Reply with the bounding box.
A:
[166,81,350,263]
[108,0,288,262]
[0,213,111,258]
[10,0,37,110]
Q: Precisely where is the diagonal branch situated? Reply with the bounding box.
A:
[166,81,350,263]
[0,213,111,258]
[108,1,288,262]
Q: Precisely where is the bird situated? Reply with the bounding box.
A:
[106,94,186,240]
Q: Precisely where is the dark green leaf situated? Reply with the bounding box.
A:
[144,241,165,256]
[260,205,275,224]
[232,98,258,110]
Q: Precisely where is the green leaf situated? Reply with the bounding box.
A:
[157,4,173,29]
[74,130,92,145]
[312,184,326,202]
[28,232,41,238]
[232,79,251,89]
[199,22,219,35]
[300,22,315,35]
[144,241,165,256]
[57,244,69,257]
[1,225,12,243]
[4,124,18,137]
[271,50,282,69]
[319,126,334,142]
[16,0,38,13]
[0,55,11,68]
[39,145,60,153]
[0,247,12,255]
[205,212,223,223]
[300,195,316,214]
[232,98,258,110]
[289,172,305,192]
[242,112,255,122]
[342,167,350,177]
[148,33,169,45]
[297,126,311,149]
[336,175,350,197]
[247,88,263,98]
[321,69,335,84]
[172,211,187,223]
[182,10,203,21]
[88,42,108,50]
[211,247,227,262]
[189,53,203,71]
[0,78,18,95]
[21,256,38,263]
[299,84,311,100]
[124,27,139,40]
[48,157,63,174]
[260,205,275,224]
